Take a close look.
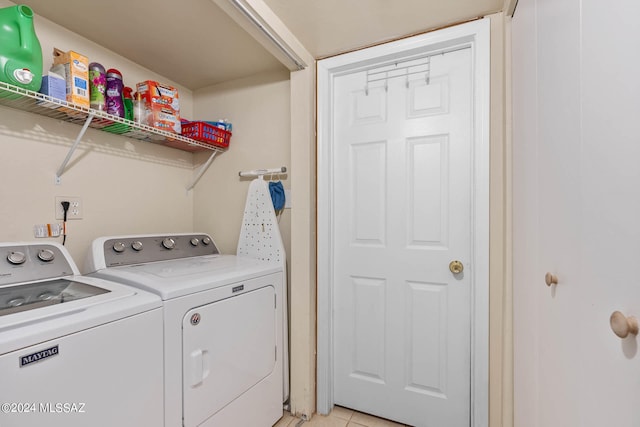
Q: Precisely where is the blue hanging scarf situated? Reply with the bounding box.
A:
[269,181,285,211]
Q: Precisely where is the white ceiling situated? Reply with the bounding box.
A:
[20,0,285,90]
[262,0,503,59]
[19,0,504,91]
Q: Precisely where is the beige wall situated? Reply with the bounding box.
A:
[288,63,317,418]
[488,11,513,427]
[212,0,319,416]
[0,1,196,269]
[191,70,291,264]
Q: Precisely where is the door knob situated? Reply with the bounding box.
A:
[449,260,464,274]
[545,273,558,287]
[610,311,639,338]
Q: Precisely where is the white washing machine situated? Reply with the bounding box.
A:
[0,242,164,427]
[85,233,284,427]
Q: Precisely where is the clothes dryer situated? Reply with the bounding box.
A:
[85,233,284,427]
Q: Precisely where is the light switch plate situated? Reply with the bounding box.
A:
[284,189,291,209]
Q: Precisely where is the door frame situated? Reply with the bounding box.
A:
[317,19,491,426]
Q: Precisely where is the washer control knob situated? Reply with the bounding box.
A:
[37,249,55,262]
[7,251,26,265]
[131,241,143,251]
[190,238,200,246]
[8,297,25,307]
[202,237,212,246]
[113,242,126,253]
[38,292,55,301]
[162,238,176,250]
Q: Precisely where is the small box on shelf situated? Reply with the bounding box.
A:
[52,48,90,108]
[39,73,65,101]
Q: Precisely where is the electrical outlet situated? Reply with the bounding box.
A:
[55,196,83,220]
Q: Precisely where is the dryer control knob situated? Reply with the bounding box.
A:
[7,251,26,265]
[37,249,55,262]
[202,237,211,246]
[113,242,126,253]
[162,238,176,250]
[131,241,143,251]
[190,238,199,246]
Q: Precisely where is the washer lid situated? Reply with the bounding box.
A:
[0,279,109,316]
[0,274,162,356]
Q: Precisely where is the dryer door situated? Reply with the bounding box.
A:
[182,285,276,427]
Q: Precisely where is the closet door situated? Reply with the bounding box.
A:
[535,1,585,426]
[513,0,640,426]
[578,0,640,423]
[513,0,586,426]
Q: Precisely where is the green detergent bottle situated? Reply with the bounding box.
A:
[0,4,43,94]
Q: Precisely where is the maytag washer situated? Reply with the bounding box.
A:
[0,242,164,427]
[85,233,284,427]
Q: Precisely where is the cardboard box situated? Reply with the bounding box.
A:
[53,48,89,108]
[39,72,66,101]
[147,106,181,134]
[136,80,181,134]
[136,80,180,114]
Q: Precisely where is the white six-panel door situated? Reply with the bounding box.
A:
[318,20,490,427]
[331,48,473,427]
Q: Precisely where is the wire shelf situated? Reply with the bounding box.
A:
[0,81,225,153]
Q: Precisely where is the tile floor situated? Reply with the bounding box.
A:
[274,406,411,427]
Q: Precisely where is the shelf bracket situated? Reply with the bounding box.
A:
[55,112,95,185]
[187,151,218,191]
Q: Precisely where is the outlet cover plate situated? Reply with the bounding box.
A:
[55,196,83,220]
